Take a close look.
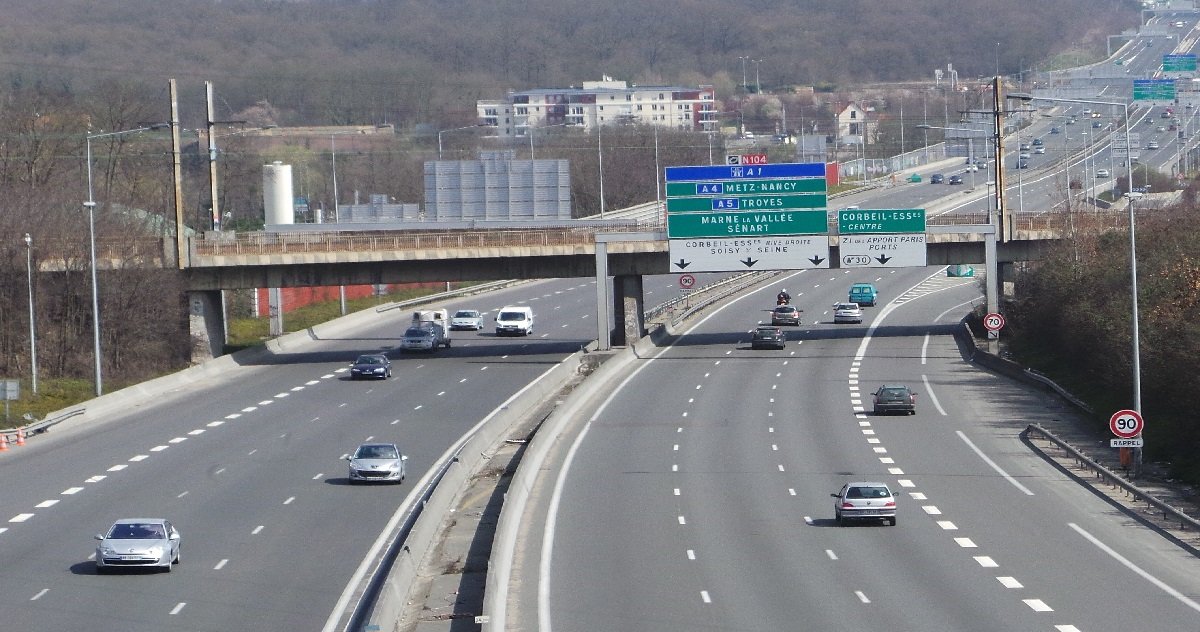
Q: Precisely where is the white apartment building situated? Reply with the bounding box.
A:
[478,78,717,139]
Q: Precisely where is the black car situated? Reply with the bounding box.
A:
[872,384,917,415]
[947,175,963,185]
[929,173,945,184]
[751,326,786,350]
[349,354,392,379]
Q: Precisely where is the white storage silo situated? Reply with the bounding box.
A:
[262,161,294,225]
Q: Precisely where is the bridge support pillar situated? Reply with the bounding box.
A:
[610,275,645,347]
[188,290,226,362]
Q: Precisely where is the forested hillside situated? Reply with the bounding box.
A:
[0,0,1136,128]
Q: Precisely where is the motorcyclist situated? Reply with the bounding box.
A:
[777,289,791,305]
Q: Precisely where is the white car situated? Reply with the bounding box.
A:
[832,302,863,324]
[1096,168,1111,178]
[95,518,181,573]
[1034,146,1046,154]
[832,482,897,526]
[449,309,484,331]
[345,442,407,484]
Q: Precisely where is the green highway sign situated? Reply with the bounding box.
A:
[1163,54,1197,72]
[1133,78,1175,101]
[666,193,827,213]
[665,178,826,197]
[667,210,827,238]
[838,208,926,234]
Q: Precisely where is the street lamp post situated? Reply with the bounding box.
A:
[84,124,168,397]
[24,233,36,395]
[738,56,749,92]
[1009,91,1142,474]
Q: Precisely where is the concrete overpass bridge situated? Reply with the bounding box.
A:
[72,207,1123,359]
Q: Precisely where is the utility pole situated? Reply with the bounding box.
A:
[206,82,220,232]
[170,79,185,269]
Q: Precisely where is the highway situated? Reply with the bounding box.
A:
[0,277,628,631]
[506,267,1200,631]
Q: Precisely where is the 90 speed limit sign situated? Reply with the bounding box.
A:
[1109,409,1144,439]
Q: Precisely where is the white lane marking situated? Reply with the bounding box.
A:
[855,591,871,603]
[998,576,1023,588]
[974,556,998,567]
[1055,626,1083,631]
[170,602,187,615]
[936,520,958,530]
[867,438,881,444]
[313,473,324,480]
[62,487,84,495]
[872,447,887,453]
[252,526,264,535]
[437,391,446,396]
[826,549,838,560]
[304,380,320,386]
[30,588,48,600]
[150,445,169,452]
[673,488,680,496]
[700,590,712,603]
[0,527,8,534]
[414,405,423,411]
[214,559,229,570]
[789,489,796,496]
[85,476,106,483]
[897,479,914,487]
[169,437,187,444]
[687,550,696,560]
[921,374,947,415]
[35,500,58,509]
[921,333,931,365]
[1023,599,1053,612]
[1069,522,1200,612]
[290,386,305,392]
[777,464,786,472]
[225,413,241,419]
[957,431,1035,495]
[177,491,188,498]
[274,393,289,398]
[862,429,875,435]
[188,429,205,436]
[954,537,977,548]
[107,464,128,471]
[207,420,225,427]
[214,468,225,475]
[283,496,295,505]
[129,455,149,462]
[677,516,686,525]
[887,467,904,475]
[922,506,942,515]
[258,400,274,405]
[243,405,260,411]
[9,514,33,522]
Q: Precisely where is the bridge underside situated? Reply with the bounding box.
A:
[183,240,1053,291]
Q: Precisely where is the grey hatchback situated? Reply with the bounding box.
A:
[346,442,408,484]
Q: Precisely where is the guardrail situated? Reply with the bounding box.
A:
[1023,423,1200,533]
[1,408,85,445]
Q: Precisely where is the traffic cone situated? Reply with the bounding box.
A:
[15,428,24,447]
[0,434,8,451]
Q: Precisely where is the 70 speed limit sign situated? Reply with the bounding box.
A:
[983,312,1006,332]
[1109,409,1144,439]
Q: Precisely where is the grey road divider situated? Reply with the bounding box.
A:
[340,342,603,632]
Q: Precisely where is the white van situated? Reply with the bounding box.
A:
[495,306,534,336]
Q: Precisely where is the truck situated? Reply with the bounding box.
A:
[410,309,451,348]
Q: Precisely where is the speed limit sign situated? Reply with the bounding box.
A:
[983,312,1006,332]
[1109,409,1144,439]
[678,274,696,289]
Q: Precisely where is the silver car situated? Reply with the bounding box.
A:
[401,326,437,352]
[832,482,897,526]
[832,302,863,324]
[450,309,484,331]
[346,442,408,484]
[94,518,181,573]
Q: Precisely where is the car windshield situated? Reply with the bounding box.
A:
[848,486,891,499]
[404,327,431,337]
[454,311,478,318]
[756,328,777,335]
[356,356,382,365]
[110,523,165,539]
[356,445,398,459]
[499,311,525,320]
[837,304,857,310]
[775,306,795,313]
[881,388,909,397]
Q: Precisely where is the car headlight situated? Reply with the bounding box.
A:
[147,546,163,557]
[99,545,117,556]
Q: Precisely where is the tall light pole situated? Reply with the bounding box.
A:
[331,134,339,223]
[24,233,37,395]
[753,59,764,94]
[654,124,662,203]
[85,124,168,397]
[1009,91,1142,473]
[738,56,749,92]
[597,121,606,218]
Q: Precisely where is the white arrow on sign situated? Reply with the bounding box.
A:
[839,233,927,268]
[669,237,830,272]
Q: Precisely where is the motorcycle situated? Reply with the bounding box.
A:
[777,296,791,306]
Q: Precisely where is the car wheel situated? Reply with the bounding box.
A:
[888,517,897,526]
[836,515,846,527]
[873,408,881,415]
[163,561,172,573]
[174,549,181,564]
